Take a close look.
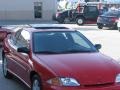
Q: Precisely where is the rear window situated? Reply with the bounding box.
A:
[103,11,120,17]
[88,6,97,12]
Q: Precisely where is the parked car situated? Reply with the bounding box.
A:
[2,26,120,90]
[56,5,99,25]
[0,24,68,46]
[97,10,120,29]
[117,17,120,32]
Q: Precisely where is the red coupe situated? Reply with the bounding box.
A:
[2,26,120,90]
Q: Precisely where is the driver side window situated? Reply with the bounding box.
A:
[15,30,30,49]
[9,29,22,47]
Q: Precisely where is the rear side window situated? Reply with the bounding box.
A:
[15,30,30,48]
[9,29,22,46]
[104,11,120,17]
[88,6,97,12]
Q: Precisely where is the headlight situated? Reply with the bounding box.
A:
[115,74,120,83]
[47,77,80,86]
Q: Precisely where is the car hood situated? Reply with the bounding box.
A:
[35,52,120,85]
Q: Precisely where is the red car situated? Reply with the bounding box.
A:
[0,27,12,45]
[2,27,120,90]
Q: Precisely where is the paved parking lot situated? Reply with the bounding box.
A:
[0,24,120,90]
[79,26,120,60]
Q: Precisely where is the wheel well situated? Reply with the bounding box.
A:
[30,71,39,82]
[76,15,85,19]
[2,50,4,61]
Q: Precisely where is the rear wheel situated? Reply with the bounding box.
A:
[31,75,42,90]
[76,17,84,25]
[2,55,12,79]
[111,23,117,30]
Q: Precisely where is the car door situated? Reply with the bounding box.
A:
[8,30,31,85]
[84,6,99,21]
[6,29,22,75]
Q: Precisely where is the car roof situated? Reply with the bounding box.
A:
[2,24,69,31]
[1,24,71,33]
[24,28,75,33]
[29,24,69,29]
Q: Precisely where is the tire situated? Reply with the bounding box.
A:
[31,75,42,90]
[112,24,118,30]
[98,24,103,29]
[76,17,84,25]
[2,54,12,79]
[118,27,120,32]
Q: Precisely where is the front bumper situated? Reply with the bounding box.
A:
[97,22,116,28]
[43,83,120,90]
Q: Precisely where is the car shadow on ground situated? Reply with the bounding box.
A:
[102,27,119,31]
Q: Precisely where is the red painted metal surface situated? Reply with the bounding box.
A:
[3,29,120,90]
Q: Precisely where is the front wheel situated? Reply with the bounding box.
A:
[31,75,42,90]
[118,27,120,32]
[76,17,84,25]
[97,24,103,29]
[2,55,12,79]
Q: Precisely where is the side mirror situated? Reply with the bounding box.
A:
[95,44,102,50]
[17,47,30,54]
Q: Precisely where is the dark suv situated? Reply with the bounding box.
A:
[56,5,99,25]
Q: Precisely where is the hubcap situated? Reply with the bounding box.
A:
[32,79,40,90]
[77,19,83,24]
[3,57,7,76]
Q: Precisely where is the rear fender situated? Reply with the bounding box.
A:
[75,15,85,20]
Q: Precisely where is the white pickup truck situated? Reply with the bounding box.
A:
[117,17,120,32]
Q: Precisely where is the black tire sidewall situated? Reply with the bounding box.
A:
[98,25,103,29]
[2,55,12,78]
[31,75,42,90]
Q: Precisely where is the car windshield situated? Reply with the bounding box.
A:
[33,31,97,54]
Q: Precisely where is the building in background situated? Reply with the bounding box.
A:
[0,0,57,21]
[85,0,120,9]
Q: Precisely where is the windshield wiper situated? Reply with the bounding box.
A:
[61,49,93,53]
[35,49,94,54]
